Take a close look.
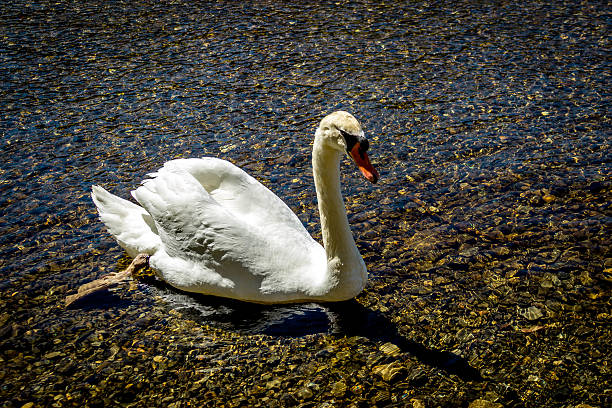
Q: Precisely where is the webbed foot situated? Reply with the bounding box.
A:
[65,254,150,306]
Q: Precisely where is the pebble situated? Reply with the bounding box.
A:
[379,342,401,357]
[411,399,426,408]
[372,361,404,382]
[295,387,313,400]
[520,306,544,321]
[468,399,503,408]
[331,380,347,397]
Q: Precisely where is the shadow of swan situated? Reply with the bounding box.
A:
[326,300,482,381]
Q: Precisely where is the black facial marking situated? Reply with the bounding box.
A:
[360,138,369,152]
[338,128,367,153]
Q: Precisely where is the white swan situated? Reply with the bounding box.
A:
[91,111,379,303]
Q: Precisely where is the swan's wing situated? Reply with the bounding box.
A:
[132,168,322,296]
[153,158,311,239]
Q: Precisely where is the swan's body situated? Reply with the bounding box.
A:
[92,111,378,303]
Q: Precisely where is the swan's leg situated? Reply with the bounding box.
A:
[65,253,149,306]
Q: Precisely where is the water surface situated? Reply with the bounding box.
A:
[1,1,610,407]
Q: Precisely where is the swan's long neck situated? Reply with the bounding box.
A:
[312,132,367,299]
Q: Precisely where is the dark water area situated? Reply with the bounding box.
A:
[1,0,610,407]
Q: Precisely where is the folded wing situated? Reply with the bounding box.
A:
[131,160,324,299]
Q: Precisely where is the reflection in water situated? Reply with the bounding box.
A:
[153,283,481,380]
[156,289,331,337]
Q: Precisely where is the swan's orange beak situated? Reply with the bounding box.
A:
[350,142,379,184]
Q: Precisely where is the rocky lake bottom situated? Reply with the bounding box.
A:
[1,0,610,407]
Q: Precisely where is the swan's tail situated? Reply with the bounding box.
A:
[91,185,161,257]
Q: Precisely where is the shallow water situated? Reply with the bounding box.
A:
[1,1,610,407]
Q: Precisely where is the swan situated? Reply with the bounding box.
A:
[90,111,379,304]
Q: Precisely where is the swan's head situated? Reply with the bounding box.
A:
[317,111,379,184]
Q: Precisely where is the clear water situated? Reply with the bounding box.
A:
[0,1,609,406]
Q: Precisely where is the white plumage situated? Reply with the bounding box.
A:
[92,111,379,303]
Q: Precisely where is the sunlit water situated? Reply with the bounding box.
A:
[0,0,609,406]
